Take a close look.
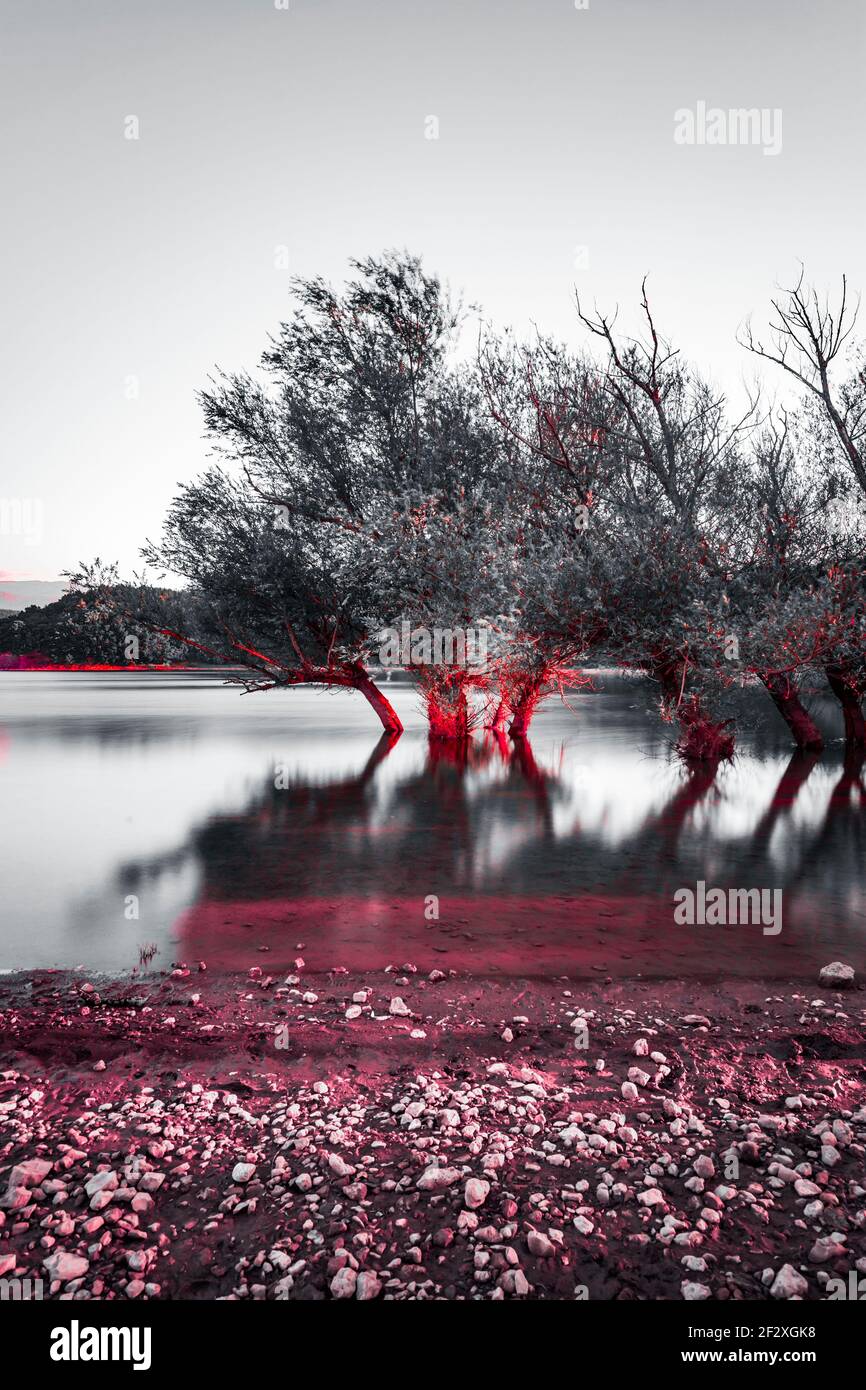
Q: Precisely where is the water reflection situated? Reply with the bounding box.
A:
[1,672,864,977]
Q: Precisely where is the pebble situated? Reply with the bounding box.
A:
[526,1231,555,1257]
[355,1271,381,1300]
[638,1188,666,1207]
[681,1281,711,1300]
[818,962,855,990]
[770,1264,809,1299]
[416,1166,461,1192]
[7,1159,52,1189]
[330,1267,357,1298]
[44,1250,89,1282]
[464,1178,490,1210]
[328,1153,355,1179]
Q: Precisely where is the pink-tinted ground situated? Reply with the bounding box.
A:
[177,893,861,979]
[1,965,864,1301]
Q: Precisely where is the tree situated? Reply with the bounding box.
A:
[741,271,866,743]
[479,332,611,736]
[174,251,502,737]
[573,281,756,758]
[719,418,833,750]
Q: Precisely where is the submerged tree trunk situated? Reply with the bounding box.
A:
[650,656,683,705]
[486,699,510,734]
[825,664,866,746]
[761,672,824,751]
[675,697,735,762]
[509,681,543,739]
[348,664,404,735]
[423,673,473,740]
[649,659,734,761]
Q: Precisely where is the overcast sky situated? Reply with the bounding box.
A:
[2,0,864,582]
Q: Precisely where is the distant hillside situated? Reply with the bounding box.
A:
[0,587,219,666]
[0,580,69,611]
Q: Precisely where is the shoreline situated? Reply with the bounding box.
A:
[1,965,864,1301]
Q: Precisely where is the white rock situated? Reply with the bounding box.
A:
[681,1280,711,1301]
[527,1231,555,1258]
[355,1271,381,1300]
[770,1263,808,1299]
[810,1237,845,1263]
[330,1267,357,1299]
[44,1250,89,1283]
[84,1169,118,1198]
[638,1188,666,1208]
[328,1153,355,1179]
[818,962,855,989]
[8,1159,52,1189]
[416,1166,461,1192]
[500,1268,530,1296]
[465,1178,490,1210]
[389,997,411,1016]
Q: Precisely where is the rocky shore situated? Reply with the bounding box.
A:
[0,964,864,1301]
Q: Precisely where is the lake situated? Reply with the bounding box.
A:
[1,670,863,980]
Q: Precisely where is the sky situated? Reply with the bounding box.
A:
[1,0,864,583]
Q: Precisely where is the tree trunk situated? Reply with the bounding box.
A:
[487,699,510,733]
[425,677,471,740]
[509,682,543,739]
[650,656,683,705]
[675,696,735,761]
[456,686,470,740]
[761,673,824,751]
[825,664,866,746]
[349,665,404,735]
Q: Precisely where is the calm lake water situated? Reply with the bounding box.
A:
[1,670,864,980]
